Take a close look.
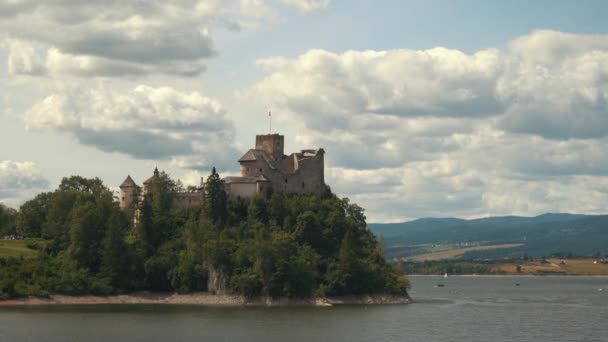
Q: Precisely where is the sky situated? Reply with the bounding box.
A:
[1,0,608,222]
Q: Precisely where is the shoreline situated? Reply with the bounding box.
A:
[0,292,411,307]
[407,274,608,277]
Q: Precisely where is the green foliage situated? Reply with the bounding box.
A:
[205,167,228,224]
[0,204,18,236]
[16,193,52,237]
[401,260,499,275]
[99,211,131,290]
[0,172,408,299]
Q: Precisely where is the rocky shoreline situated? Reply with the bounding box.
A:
[0,292,411,307]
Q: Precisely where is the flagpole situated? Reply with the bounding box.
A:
[269,111,272,134]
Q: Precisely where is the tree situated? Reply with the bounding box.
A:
[295,211,324,253]
[67,201,104,272]
[170,217,211,292]
[0,204,17,236]
[59,176,106,195]
[99,210,131,290]
[44,190,80,249]
[17,193,52,237]
[205,167,228,224]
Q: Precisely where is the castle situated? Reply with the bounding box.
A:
[119,133,325,210]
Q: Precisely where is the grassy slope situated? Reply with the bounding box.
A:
[409,243,523,261]
[0,240,37,258]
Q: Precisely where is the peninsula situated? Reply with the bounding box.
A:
[0,133,410,305]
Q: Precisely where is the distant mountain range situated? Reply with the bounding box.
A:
[369,213,608,259]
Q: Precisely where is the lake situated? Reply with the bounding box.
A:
[1,276,607,342]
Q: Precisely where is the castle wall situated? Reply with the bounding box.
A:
[171,192,204,209]
[225,182,258,199]
[240,150,325,196]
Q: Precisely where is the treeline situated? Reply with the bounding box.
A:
[402,260,500,275]
[0,170,409,299]
[0,204,17,236]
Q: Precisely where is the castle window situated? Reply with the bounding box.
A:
[259,168,263,172]
[302,182,305,189]
[284,178,288,183]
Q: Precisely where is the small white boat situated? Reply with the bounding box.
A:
[444,272,448,278]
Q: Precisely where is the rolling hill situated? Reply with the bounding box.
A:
[369,213,608,259]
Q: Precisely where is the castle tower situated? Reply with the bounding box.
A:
[255,134,284,160]
[143,167,161,195]
[119,175,139,210]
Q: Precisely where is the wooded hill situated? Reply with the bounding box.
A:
[370,214,608,259]
[0,171,409,299]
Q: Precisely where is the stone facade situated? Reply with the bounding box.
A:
[119,175,139,210]
[119,133,325,210]
[234,134,325,197]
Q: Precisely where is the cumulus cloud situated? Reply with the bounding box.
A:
[247,30,608,142]
[0,0,229,77]
[1,0,331,77]
[24,85,239,169]
[0,160,50,207]
[243,30,608,220]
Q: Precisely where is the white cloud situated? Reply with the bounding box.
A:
[239,0,284,29]
[5,39,45,76]
[243,30,608,220]
[0,160,50,207]
[24,85,239,169]
[280,0,330,12]
[1,0,331,77]
[45,48,208,77]
[0,0,230,77]
[247,31,608,142]
[508,30,608,64]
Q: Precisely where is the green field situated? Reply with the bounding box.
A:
[0,240,37,258]
[408,243,524,261]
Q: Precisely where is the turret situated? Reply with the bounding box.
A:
[143,167,161,195]
[119,175,139,210]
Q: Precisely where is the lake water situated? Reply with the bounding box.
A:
[1,276,607,342]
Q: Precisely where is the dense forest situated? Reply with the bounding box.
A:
[0,170,409,299]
